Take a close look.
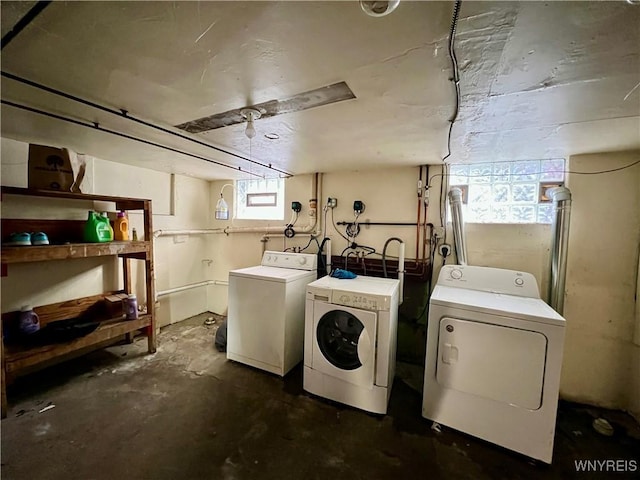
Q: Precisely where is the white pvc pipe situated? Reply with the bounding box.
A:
[398,242,405,305]
[156,279,228,298]
[154,229,225,238]
[326,238,332,274]
[154,173,323,238]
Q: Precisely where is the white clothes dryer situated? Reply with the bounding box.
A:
[304,275,400,414]
[423,265,566,464]
[227,251,317,376]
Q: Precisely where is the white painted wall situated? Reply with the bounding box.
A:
[562,151,640,418]
[1,138,213,327]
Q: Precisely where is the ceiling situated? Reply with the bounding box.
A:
[1,1,639,180]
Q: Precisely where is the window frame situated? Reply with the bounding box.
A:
[234,177,285,221]
[448,159,565,224]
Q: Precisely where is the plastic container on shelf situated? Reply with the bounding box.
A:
[125,294,139,320]
[18,305,40,335]
[101,213,114,241]
[114,211,129,241]
[84,211,113,243]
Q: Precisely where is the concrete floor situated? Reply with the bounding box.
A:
[2,313,639,480]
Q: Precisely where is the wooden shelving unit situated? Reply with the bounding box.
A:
[1,187,156,418]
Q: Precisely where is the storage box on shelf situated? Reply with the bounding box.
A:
[0,186,156,418]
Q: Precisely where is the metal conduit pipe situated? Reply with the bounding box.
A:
[547,187,572,315]
[448,187,468,265]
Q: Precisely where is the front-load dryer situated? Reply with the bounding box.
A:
[304,275,400,414]
[423,265,566,464]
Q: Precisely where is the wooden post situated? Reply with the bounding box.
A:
[123,257,135,344]
[1,317,7,419]
[143,200,157,354]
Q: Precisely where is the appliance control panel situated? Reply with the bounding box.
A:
[261,250,317,270]
[330,290,391,311]
[438,265,540,298]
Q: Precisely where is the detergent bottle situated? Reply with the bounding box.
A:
[101,212,114,241]
[114,211,129,241]
[84,211,113,242]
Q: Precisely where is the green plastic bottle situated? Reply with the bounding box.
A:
[84,211,113,243]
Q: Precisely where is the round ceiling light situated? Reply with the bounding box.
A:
[360,1,400,17]
[265,133,280,140]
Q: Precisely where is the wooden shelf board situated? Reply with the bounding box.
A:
[5,315,151,373]
[1,241,149,264]
[1,186,150,208]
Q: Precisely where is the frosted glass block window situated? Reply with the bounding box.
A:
[449,159,565,224]
[235,178,285,220]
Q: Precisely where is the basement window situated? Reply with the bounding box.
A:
[449,159,565,224]
[235,178,285,220]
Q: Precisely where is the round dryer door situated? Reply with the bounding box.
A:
[316,310,372,370]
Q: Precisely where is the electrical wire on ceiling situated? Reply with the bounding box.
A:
[436,0,462,243]
[442,0,462,164]
[427,159,640,188]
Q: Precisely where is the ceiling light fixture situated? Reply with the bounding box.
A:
[240,108,261,139]
[360,0,400,17]
[265,133,280,140]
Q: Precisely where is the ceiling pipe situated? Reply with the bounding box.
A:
[2,100,263,178]
[1,1,51,50]
[448,187,468,266]
[547,187,572,315]
[1,71,292,177]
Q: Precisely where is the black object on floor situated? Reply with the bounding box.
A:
[215,318,227,352]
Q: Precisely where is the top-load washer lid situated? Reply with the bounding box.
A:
[431,285,565,326]
[229,265,316,283]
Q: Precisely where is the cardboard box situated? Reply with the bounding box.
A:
[28,144,86,192]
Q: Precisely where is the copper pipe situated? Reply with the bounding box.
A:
[422,165,430,263]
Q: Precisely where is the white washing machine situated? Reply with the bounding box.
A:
[304,275,400,414]
[423,265,566,464]
[227,250,317,376]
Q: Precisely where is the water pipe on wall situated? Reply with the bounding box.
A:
[154,173,323,238]
[382,237,405,305]
[547,186,572,315]
[156,279,229,299]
